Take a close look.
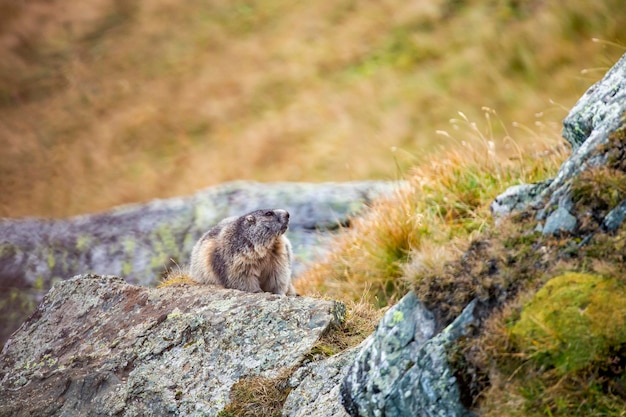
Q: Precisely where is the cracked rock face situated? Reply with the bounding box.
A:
[340,292,476,417]
[0,274,344,417]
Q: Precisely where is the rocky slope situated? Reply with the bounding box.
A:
[492,52,626,234]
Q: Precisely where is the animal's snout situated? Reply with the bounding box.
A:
[275,209,290,222]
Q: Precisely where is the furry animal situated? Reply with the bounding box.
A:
[189,209,296,295]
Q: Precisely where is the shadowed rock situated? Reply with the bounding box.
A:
[0,274,344,417]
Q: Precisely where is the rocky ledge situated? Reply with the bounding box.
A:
[0,275,477,417]
[0,274,344,417]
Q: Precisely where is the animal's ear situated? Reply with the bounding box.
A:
[245,215,255,224]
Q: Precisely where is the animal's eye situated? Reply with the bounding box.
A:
[264,211,274,217]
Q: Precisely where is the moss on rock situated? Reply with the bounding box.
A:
[511,272,626,374]
[477,272,626,416]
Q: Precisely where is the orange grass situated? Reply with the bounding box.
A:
[296,114,569,307]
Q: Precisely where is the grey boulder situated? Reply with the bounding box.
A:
[0,274,344,417]
[340,291,476,417]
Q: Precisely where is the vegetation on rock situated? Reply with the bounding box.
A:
[296,115,568,309]
[218,370,293,417]
[298,114,626,414]
[571,119,626,233]
[477,272,626,417]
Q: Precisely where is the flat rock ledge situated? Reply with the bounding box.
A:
[0,274,344,417]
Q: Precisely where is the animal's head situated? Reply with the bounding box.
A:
[241,209,290,244]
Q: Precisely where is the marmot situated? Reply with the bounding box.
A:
[189,209,297,295]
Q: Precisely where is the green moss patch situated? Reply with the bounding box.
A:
[476,272,626,416]
[511,273,626,374]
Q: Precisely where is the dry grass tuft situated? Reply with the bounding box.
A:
[218,369,292,417]
[295,184,420,307]
[297,114,568,309]
[308,298,383,359]
[157,265,197,288]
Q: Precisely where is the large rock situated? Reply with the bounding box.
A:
[340,292,476,417]
[0,274,344,417]
[0,180,396,347]
[491,52,626,234]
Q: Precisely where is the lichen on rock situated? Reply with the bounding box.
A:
[340,291,476,417]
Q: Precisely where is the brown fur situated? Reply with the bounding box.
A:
[189,209,296,295]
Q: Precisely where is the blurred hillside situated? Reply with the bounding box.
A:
[0,0,624,218]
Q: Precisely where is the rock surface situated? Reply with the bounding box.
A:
[0,180,397,346]
[340,292,476,417]
[491,51,626,234]
[0,274,344,417]
[542,205,578,235]
[490,181,550,218]
[283,347,357,417]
